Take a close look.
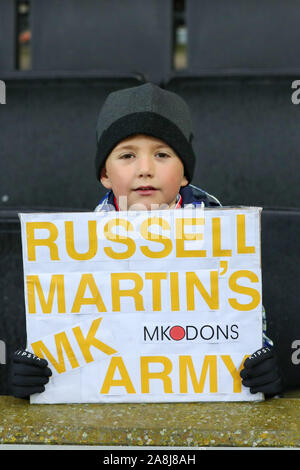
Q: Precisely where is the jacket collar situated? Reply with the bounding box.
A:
[96,184,221,212]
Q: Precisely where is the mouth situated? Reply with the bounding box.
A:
[134,186,158,195]
[134,186,157,191]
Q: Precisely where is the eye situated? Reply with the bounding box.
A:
[120,153,135,159]
[156,152,170,158]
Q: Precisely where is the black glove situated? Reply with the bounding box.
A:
[240,346,284,398]
[11,349,52,399]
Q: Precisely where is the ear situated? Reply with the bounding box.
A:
[181,175,188,187]
[100,166,112,189]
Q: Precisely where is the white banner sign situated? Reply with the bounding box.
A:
[19,207,263,403]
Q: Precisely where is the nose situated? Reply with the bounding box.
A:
[137,154,155,177]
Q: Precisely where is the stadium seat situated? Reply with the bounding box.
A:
[186,0,300,73]
[0,0,15,72]
[164,1,300,208]
[30,0,173,84]
[261,207,300,391]
[0,72,144,210]
[165,76,300,208]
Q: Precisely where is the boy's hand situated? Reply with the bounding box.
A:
[11,349,52,399]
[240,346,284,398]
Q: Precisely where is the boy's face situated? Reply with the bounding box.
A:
[100,134,188,210]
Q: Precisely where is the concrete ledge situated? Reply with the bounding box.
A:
[0,395,299,447]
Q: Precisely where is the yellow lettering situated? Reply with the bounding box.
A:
[31,333,79,374]
[101,356,136,394]
[176,218,206,258]
[179,355,217,393]
[65,221,97,260]
[212,217,232,257]
[221,355,249,393]
[27,274,65,314]
[170,272,180,311]
[111,273,144,311]
[237,214,255,254]
[26,222,59,261]
[145,272,167,311]
[104,218,136,259]
[140,217,172,258]
[186,271,219,310]
[72,317,117,362]
[228,270,260,311]
[71,274,106,313]
[140,356,173,393]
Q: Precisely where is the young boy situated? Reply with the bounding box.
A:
[11,83,283,399]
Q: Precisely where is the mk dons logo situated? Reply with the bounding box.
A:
[143,323,239,343]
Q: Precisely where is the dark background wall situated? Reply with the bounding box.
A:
[0,0,299,394]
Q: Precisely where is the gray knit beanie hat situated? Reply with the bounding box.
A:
[95,82,196,183]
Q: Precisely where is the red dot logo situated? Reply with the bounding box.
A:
[169,325,185,341]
